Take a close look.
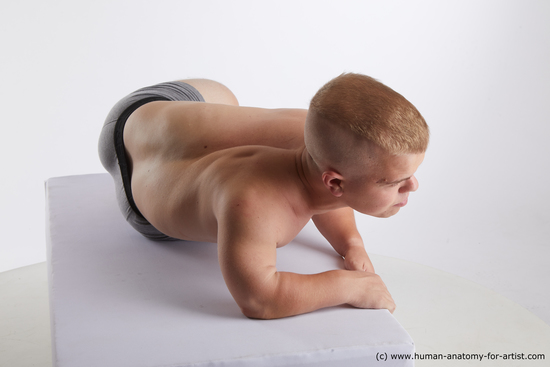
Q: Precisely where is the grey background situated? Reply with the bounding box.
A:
[1,0,549,324]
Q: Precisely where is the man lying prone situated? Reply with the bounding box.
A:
[99,73,428,319]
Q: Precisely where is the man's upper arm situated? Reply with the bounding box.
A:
[215,194,281,318]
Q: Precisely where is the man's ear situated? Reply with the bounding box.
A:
[322,171,345,197]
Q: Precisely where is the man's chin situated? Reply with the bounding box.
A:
[373,207,400,219]
[357,205,401,218]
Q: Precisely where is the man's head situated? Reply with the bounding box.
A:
[304,73,429,217]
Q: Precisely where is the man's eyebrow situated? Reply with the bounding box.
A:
[376,177,411,185]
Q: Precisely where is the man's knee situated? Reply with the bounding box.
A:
[179,78,239,106]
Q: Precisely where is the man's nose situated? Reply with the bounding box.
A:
[400,176,419,193]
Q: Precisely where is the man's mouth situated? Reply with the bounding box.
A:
[394,198,408,207]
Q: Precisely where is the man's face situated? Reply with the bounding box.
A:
[343,151,425,218]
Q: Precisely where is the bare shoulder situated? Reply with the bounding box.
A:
[213,150,311,248]
[216,187,307,249]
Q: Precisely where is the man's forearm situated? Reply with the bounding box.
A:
[312,207,364,256]
[240,268,394,319]
[312,207,374,272]
[241,270,352,319]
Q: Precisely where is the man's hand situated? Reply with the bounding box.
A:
[343,245,375,273]
[347,270,396,313]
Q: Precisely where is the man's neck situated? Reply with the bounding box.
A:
[295,147,345,214]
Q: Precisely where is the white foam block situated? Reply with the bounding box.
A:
[45,174,414,367]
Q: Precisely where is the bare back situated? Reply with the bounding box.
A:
[123,100,309,243]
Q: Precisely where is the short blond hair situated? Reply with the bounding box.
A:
[309,73,429,155]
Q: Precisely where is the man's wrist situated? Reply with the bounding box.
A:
[341,237,365,257]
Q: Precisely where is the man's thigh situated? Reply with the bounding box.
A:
[179,79,239,106]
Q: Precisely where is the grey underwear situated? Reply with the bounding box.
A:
[98,81,205,241]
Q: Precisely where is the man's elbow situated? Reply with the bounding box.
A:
[236,293,281,320]
[240,306,269,320]
[238,300,275,320]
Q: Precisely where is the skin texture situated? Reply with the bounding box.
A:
[123,79,424,319]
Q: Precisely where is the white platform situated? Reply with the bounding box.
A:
[3,213,550,366]
[45,174,414,367]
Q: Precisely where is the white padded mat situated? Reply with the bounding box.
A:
[45,174,414,367]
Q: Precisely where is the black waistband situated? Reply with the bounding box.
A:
[114,96,168,218]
